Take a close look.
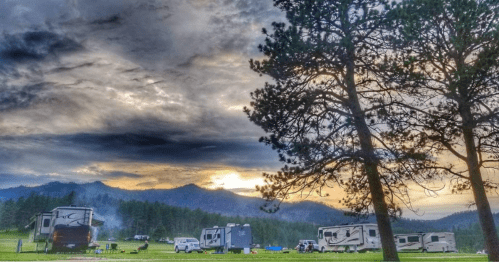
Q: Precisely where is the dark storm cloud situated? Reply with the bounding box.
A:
[0,131,279,171]
[0,31,82,64]
[0,83,46,111]
[104,171,142,178]
[63,133,277,167]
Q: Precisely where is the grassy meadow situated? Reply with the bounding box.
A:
[0,231,489,261]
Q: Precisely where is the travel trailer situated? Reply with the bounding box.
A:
[394,232,457,252]
[27,206,103,252]
[317,224,381,252]
[199,223,252,253]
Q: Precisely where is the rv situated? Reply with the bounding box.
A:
[27,206,103,252]
[394,232,457,253]
[317,224,381,253]
[199,223,252,253]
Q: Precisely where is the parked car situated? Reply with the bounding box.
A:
[297,240,320,252]
[107,237,116,241]
[174,237,202,253]
[134,235,150,241]
[124,237,133,241]
[157,237,174,244]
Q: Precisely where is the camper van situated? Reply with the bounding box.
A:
[200,223,252,253]
[317,224,381,253]
[394,232,457,253]
[27,206,103,252]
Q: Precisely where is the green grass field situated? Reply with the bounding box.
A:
[0,232,489,261]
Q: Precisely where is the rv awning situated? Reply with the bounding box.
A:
[25,220,35,229]
[92,218,104,227]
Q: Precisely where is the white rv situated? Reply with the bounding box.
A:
[394,232,457,253]
[27,206,103,252]
[317,224,381,253]
[200,223,252,253]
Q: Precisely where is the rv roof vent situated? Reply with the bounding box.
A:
[227,223,236,227]
[213,226,218,228]
[243,224,250,227]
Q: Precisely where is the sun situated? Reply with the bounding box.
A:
[207,170,265,192]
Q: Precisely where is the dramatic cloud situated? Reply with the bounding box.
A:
[0,0,289,196]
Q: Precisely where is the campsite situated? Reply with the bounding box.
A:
[0,231,489,262]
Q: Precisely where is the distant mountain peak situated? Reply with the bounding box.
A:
[177,183,203,189]
[89,181,106,186]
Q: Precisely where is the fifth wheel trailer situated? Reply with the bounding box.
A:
[394,232,457,252]
[200,223,252,253]
[317,224,381,252]
[27,206,103,252]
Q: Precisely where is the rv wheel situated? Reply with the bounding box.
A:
[175,246,179,253]
[321,247,325,253]
[422,249,427,253]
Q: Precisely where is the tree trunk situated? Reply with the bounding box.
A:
[460,106,499,262]
[345,58,400,261]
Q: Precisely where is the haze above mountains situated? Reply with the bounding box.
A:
[0,181,493,232]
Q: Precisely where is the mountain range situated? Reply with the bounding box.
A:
[0,181,491,231]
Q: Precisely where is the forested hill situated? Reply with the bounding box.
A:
[0,181,352,225]
[0,181,493,231]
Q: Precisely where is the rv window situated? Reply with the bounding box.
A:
[43,219,50,227]
[217,234,221,239]
[369,230,376,237]
[319,230,323,239]
[431,236,439,242]
[324,232,332,237]
[408,236,419,242]
[399,238,406,243]
[346,230,350,237]
[207,234,212,240]
[333,232,337,238]
[56,211,59,218]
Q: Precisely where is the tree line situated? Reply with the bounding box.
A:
[0,191,495,251]
[115,199,318,247]
[0,191,76,232]
[245,0,499,260]
[0,192,317,247]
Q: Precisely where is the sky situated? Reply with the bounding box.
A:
[0,0,495,220]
